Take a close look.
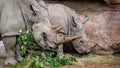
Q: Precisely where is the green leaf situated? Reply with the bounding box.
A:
[21,45,27,54]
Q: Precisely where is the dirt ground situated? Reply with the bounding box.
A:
[62,54,120,68]
[63,58,120,68]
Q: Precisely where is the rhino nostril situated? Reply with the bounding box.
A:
[46,46,51,50]
[49,47,53,50]
[79,51,85,55]
[45,46,56,51]
[79,50,91,55]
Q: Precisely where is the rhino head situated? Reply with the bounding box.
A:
[31,0,90,54]
[72,15,91,55]
[32,17,81,51]
[30,0,81,51]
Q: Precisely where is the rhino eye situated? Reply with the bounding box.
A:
[43,32,46,36]
[41,32,46,37]
[41,32,48,42]
[80,40,84,44]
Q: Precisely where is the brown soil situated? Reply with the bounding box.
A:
[62,57,120,68]
[62,60,120,68]
[85,60,120,68]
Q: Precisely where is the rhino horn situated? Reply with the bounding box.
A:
[51,26,63,32]
[54,26,63,32]
[50,26,58,29]
[56,35,81,45]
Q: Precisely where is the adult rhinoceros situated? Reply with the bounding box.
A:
[0,0,79,65]
[0,0,43,65]
[35,3,91,56]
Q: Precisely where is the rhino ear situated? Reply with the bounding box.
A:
[30,0,40,13]
[72,15,89,26]
[72,16,77,27]
[82,15,89,25]
[30,5,39,13]
[37,0,47,8]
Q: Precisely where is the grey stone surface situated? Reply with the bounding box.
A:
[0,41,5,57]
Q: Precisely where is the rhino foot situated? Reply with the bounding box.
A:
[5,57,17,65]
[15,56,23,62]
[57,53,64,56]
[57,44,64,56]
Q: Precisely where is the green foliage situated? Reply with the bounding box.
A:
[25,52,77,68]
[18,29,77,68]
[18,29,38,55]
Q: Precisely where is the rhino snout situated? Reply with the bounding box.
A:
[45,46,56,51]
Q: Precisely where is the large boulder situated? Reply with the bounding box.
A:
[79,3,120,55]
[104,0,120,5]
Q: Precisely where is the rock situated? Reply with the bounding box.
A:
[0,41,6,57]
[104,0,120,5]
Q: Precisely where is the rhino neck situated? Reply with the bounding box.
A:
[17,0,39,30]
[19,0,48,29]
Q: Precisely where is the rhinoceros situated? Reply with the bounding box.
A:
[35,3,91,56]
[0,0,79,65]
[0,0,43,65]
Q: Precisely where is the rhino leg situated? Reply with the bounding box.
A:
[15,43,23,62]
[57,44,64,56]
[3,36,17,65]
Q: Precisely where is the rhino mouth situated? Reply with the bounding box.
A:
[37,40,56,51]
[45,46,57,51]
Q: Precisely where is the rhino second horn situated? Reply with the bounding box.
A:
[55,26,63,32]
[51,26,63,32]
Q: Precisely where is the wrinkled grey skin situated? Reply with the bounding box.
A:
[0,0,43,65]
[47,4,91,55]
[31,0,82,56]
[37,4,91,55]
[0,0,81,65]
[32,16,81,56]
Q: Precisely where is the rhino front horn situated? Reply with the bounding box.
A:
[55,35,81,45]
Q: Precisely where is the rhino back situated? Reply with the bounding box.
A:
[47,4,78,34]
[47,4,69,34]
